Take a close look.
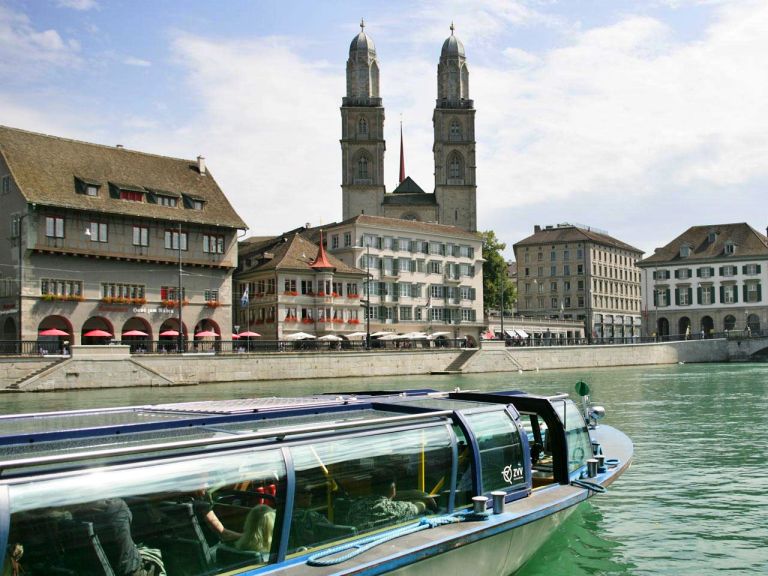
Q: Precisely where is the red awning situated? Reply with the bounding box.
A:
[237,331,262,337]
[194,330,219,338]
[122,329,149,337]
[83,329,112,337]
[159,330,180,337]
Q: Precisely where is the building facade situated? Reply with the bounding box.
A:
[637,223,768,338]
[513,224,644,341]
[234,230,366,340]
[325,215,484,343]
[0,125,246,347]
[340,22,477,232]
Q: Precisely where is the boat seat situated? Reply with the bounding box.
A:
[154,501,215,574]
[50,519,116,576]
[216,544,266,570]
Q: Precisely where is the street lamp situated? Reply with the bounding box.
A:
[177,222,184,353]
[499,270,505,343]
[16,210,29,349]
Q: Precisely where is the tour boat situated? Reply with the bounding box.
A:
[0,388,632,576]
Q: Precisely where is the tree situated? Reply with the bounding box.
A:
[481,230,516,314]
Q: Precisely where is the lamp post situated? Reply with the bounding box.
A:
[499,270,505,343]
[364,241,371,350]
[16,210,29,350]
[177,222,184,353]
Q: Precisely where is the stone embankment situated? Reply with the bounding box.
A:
[1,339,732,392]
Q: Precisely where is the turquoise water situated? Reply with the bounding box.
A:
[3,363,768,574]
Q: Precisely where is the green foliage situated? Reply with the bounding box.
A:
[481,230,516,312]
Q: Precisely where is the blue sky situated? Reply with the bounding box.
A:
[2,0,767,258]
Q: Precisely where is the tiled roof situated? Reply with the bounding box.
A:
[638,223,768,266]
[0,125,246,229]
[513,225,642,253]
[392,176,427,194]
[239,233,363,275]
[327,214,481,241]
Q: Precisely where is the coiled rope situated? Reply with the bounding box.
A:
[306,510,490,567]
[571,479,607,493]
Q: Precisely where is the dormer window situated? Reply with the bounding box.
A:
[158,195,178,207]
[724,241,735,255]
[181,194,205,210]
[75,176,102,197]
[109,182,145,202]
[707,231,717,243]
[679,245,690,258]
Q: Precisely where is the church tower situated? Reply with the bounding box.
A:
[341,20,386,220]
[433,24,477,232]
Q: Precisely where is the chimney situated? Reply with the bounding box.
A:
[534,225,541,233]
[197,155,206,176]
[116,144,124,149]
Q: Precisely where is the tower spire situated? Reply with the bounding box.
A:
[399,116,405,183]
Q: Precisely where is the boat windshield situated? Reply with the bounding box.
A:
[553,399,593,476]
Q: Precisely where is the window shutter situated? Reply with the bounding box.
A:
[757,265,762,274]
[733,287,738,303]
[665,289,670,305]
[653,290,658,306]
[675,288,680,305]
[743,284,748,302]
[687,288,692,304]
[652,271,657,280]
[720,286,725,303]
[709,286,715,303]
[719,267,724,276]
[696,268,701,278]
[758,284,762,302]
[742,265,747,274]
[674,269,680,279]
[697,287,702,304]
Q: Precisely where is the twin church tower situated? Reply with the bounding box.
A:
[340,21,477,232]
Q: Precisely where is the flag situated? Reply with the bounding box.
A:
[240,285,249,308]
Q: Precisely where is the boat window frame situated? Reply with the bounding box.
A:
[0,485,8,575]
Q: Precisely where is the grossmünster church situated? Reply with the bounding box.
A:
[340,22,477,233]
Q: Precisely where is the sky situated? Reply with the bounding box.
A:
[2,0,767,259]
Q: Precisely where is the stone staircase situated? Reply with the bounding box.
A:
[433,349,479,374]
[6,359,65,390]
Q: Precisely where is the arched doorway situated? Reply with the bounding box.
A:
[701,316,714,338]
[678,317,691,340]
[158,318,187,353]
[657,317,670,341]
[747,314,760,334]
[81,316,115,345]
[120,317,152,353]
[193,319,220,353]
[37,316,73,355]
[465,335,477,348]
[723,315,736,331]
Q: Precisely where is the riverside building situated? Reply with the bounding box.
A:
[0,125,246,346]
[513,224,644,341]
[637,223,768,338]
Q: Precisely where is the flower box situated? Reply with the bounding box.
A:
[331,292,339,298]
[205,301,222,308]
[284,316,298,323]
[348,319,360,325]
[347,294,360,299]
[317,291,326,297]
[332,318,345,324]
[301,318,315,324]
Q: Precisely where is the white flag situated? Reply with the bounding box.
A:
[240,285,249,308]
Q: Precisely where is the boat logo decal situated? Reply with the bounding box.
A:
[502,464,524,484]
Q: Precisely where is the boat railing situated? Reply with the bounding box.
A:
[0,410,454,477]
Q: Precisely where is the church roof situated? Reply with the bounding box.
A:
[392,176,426,194]
[0,125,246,229]
[441,25,465,58]
[383,177,436,206]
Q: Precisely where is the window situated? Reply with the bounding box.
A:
[428,261,442,274]
[158,195,178,207]
[745,283,761,303]
[563,264,570,276]
[448,154,463,180]
[203,234,225,254]
[743,264,761,275]
[346,282,358,296]
[680,245,690,258]
[204,289,219,302]
[720,265,737,277]
[550,251,556,261]
[331,235,339,249]
[676,268,690,280]
[357,155,369,179]
[284,279,296,293]
[578,280,584,291]
[724,241,735,255]
[87,222,108,243]
[722,285,737,304]
[1,175,10,195]
[344,232,352,247]
[164,230,187,250]
[699,286,713,305]
[577,264,583,275]
[358,116,368,137]
[449,119,462,141]
[85,185,98,197]
[159,286,185,301]
[102,283,145,300]
[550,282,557,292]
[678,288,690,306]
[698,267,713,279]
[132,226,149,247]
[45,216,64,238]
[301,280,313,295]
[564,281,571,292]
[550,265,556,276]
[551,297,558,308]
[42,279,82,297]
[119,189,143,202]
[400,306,412,320]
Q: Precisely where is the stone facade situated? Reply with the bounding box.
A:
[325,215,484,343]
[637,223,768,338]
[514,224,644,341]
[0,126,246,346]
[340,23,477,233]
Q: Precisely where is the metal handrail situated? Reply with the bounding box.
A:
[0,409,454,476]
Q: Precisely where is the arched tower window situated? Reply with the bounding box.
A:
[357,155,369,180]
[358,117,368,137]
[449,119,462,141]
[448,152,464,182]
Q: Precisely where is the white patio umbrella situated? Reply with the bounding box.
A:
[370,331,393,338]
[346,332,368,339]
[428,331,452,339]
[283,332,316,340]
[404,332,428,340]
[318,334,343,341]
[377,333,406,340]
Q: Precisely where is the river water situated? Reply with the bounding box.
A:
[3,362,767,575]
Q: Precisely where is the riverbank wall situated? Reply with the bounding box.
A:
[1,339,732,392]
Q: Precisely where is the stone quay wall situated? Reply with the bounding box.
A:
[3,339,731,392]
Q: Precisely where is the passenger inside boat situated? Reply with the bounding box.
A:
[233,505,275,556]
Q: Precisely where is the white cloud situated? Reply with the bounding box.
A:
[123,56,152,67]
[0,5,81,75]
[56,0,99,11]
